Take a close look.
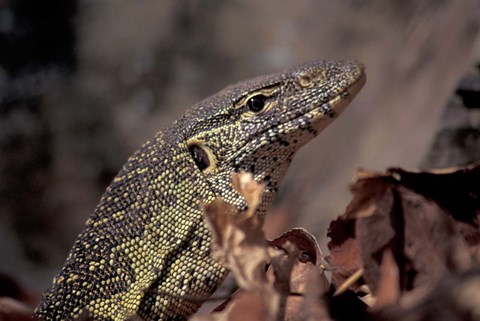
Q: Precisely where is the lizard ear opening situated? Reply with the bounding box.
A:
[188,143,216,173]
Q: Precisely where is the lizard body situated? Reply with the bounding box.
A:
[34,60,365,321]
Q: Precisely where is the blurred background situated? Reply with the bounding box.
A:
[0,0,479,299]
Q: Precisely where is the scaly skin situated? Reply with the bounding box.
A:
[34,61,365,321]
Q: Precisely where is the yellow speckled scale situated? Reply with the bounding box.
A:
[35,61,365,320]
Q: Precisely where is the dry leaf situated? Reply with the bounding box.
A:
[327,163,479,296]
[375,268,480,321]
[389,162,480,249]
[374,249,400,309]
[345,174,395,220]
[326,218,364,292]
[203,174,333,321]
[268,228,330,321]
[204,172,268,291]
[269,228,327,294]
[202,172,281,321]
[296,269,332,321]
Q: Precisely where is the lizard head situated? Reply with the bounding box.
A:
[179,60,365,215]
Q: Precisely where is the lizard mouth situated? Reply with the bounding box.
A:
[308,71,366,121]
[233,71,366,164]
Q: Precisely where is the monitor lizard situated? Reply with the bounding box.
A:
[34,60,366,321]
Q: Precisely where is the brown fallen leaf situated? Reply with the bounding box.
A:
[204,171,268,291]
[269,228,328,295]
[296,269,332,321]
[326,217,364,292]
[389,162,480,250]
[201,172,281,321]
[373,248,400,309]
[268,228,329,321]
[327,162,479,296]
[202,173,332,321]
[374,268,480,321]
[345,173,395,220]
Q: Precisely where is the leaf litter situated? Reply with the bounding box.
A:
[200,162,480,320]
[3,163,480,320]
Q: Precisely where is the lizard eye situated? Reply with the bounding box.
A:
[246,95,267,112]
[189,144,210,171]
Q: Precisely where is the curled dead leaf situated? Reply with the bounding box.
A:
[373,249,400,309]
[203,173,333,321]
[203,172,268,290]
[327,162,480,297]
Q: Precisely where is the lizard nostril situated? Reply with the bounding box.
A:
[298,74,312,87]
